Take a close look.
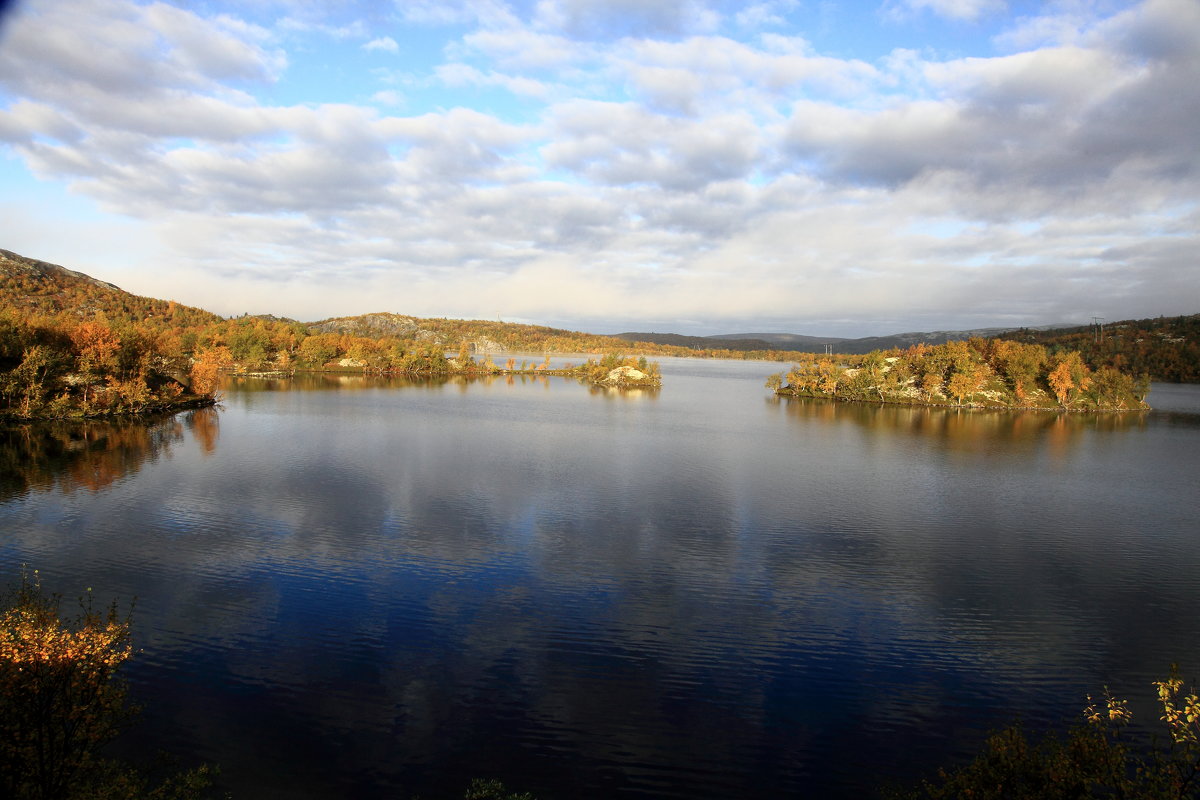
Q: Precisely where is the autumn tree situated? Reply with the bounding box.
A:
[0,573,214,800]
[226,324,271,368]
[1,573,132,799]
[188,346,233,397]
[297,334,339,368]
[70,321,121,408]
[992,340,1046,401]
[1049,351,1091,407]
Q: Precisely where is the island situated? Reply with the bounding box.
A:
[766,338,1149,411]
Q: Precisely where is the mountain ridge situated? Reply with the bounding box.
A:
[617,325,1079,355]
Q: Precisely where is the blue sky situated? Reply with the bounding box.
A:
[0,0,1196,337]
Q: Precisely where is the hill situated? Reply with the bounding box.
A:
[623,320,1197,382]
[635,326,1075,356]
[0,248,221,328]
[995,315,1200,383]
[0,249,224,419]
[615,331,778,351]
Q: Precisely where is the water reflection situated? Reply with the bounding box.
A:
[769,395,1147,450]
[224,372,660,402]
[0,407,220,500]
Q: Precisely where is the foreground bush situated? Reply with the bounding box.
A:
[0,572,213,800]
[895,670,1200,799]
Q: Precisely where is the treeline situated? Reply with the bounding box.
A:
[996,314,1199,383]
[0,309,221,420]
[768,338,1149,411]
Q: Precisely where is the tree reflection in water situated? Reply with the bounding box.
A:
[0,407,220,500]
[768,394,1147,456]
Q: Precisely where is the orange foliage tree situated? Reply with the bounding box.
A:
[0,573,214,800]
[0,573,132,800]
[188,346,233,397]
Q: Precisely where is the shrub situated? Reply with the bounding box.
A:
[0,571,213,800]
[894,668,1200,799]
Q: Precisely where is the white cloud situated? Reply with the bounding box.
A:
[434,63,552,99]
[362,36,399,53]
[618,35,880,108]
[0,0,1195,333]
[543,101,762,191]
[395,0,518,28]
[532,0,722,40]
[369,89,405,107]
[460,27,592,71]
[735,2,796,30]
[886,0,1007,23]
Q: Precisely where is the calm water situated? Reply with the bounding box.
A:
[3,360,1199,798]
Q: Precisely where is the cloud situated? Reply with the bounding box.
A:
[0,0,283,99]
[434,63,552,99]
[0,0,1195,333]
[735,2,797,30]
[459,27,592,71]
[885,0,1007,23]
[783,12,1200,221]
[395,0,517,28]
[543,101,762,191]
[532,0,722,40]
[617,35,880,110]
[362,36,399,53]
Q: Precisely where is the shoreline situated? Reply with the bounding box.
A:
[0,394,217,424]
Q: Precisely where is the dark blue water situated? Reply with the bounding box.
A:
[2,360,1199,798]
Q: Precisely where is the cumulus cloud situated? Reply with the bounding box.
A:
[543,101,761,191]
[784,11,1200,221]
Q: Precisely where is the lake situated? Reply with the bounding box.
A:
[3,358,1199,798]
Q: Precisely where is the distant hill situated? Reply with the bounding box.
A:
[0,248,220,327]
[615,332,778,351]
[620,326,1074,355]
[815,327,1055,355]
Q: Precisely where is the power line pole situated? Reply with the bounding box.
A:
[1092,316,1104,344]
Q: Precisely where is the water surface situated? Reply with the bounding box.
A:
[3,360,1198,798]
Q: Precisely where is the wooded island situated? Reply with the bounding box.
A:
[767,338,1149,411]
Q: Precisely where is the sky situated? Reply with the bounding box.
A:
[0,0,1196,337]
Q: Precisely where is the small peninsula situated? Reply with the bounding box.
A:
[766,338,1150,411]
[0,249,662,420]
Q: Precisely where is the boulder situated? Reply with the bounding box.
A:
[601,366,652,386]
